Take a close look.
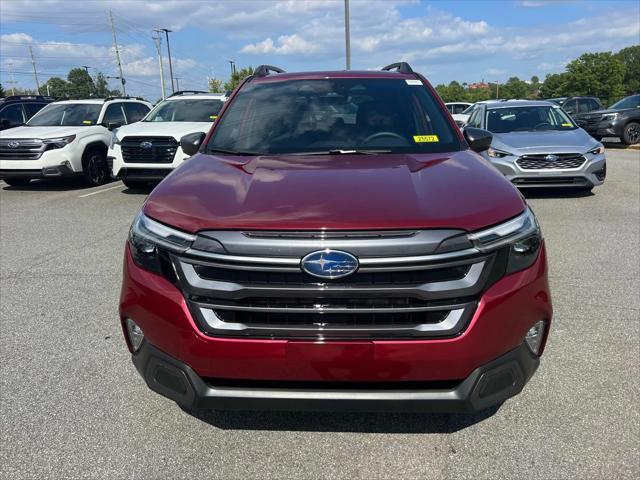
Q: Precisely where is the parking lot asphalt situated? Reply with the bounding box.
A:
[1,148,638,480]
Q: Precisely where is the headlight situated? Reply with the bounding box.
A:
[468,207,542,274]
[129,212,196,273]
[110,131,120,149]
[588,145,605,155]
[43,135,75,150]
[487,147,510,158]
[601,113,618,121]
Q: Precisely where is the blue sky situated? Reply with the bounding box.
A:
[1,0,638,99]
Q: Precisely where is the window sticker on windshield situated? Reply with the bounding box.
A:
[82,120,93,124]
[561,123,572,127]
[406,79,422,85]
[209,115,218,120]
[413,135,439,143]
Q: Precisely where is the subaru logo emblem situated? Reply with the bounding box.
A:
[140,141,153,149]
[7,141,20,148]
[301,249,359,279]
[544,154,559,162]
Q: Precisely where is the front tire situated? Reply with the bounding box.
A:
[622,122,640,145]
[82,148,109,186]
[3,178,31,187]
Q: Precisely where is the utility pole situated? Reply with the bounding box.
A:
[7,63,16,95]
[228,60,235,76]
[344,0,351,70]
[82,65,95,95]
[108,10,127,95]
[152,31,166,99]
[159,28,174,93]
[29,46,41,95]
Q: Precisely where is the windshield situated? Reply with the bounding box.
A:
[207,78,462,155]
[609,95,640,110]
[486,105,576,133]
[461,104,476,114]
[145,99,224,122]
[27,103,102,126]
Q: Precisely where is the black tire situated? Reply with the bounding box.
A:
[3,177,31,187]
[622,122,640,145]
[122,178,149,189]
[82,148,109,186]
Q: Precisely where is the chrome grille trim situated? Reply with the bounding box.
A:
[516,153,586,170]
[0,139,45,160]
[176,258,489,301]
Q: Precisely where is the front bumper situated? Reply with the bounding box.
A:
[132,339,539,412]
[485,153,606,188]
[0,163,78,179]
[120,240,552,411]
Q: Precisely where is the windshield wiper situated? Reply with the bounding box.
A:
[286,149,392,156]
[207,148,259,156]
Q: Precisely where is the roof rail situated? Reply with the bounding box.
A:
[103,95,147,102]
[1,95,55,101]
[168,90,210,97]
[381,62,414,74]
[253,65,286,77]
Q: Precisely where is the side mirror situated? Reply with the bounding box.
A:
[105,121,122,131]
[463,127,493,153]
[180,132,206,156]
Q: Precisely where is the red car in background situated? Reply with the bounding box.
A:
[120,63,552,412]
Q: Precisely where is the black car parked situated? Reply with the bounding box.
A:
[0,95,55,130]
[573,94,640,145]
[546,96,603,117]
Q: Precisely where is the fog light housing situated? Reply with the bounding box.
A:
[125,318,145,352]
[525,320,546,355]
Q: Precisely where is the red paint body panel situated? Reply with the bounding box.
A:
[120,243,552,382]
[143,151,525,233]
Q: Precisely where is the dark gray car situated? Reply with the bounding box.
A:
[573,94,640,145]
[465,100,606,190]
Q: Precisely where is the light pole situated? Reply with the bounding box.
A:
[344,0,351,70]
[228,60,236,76]
[159,28,175,93]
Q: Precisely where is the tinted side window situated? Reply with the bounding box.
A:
[467,108,482,128]
[0,104,26,127]
[586,99,600,111]
[124,103,150,123]
[453,104,467,114]
[563,100,577,114]
[25,102,49,117]
[103,103,126,125]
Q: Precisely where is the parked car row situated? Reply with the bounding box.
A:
[0,91,226,187]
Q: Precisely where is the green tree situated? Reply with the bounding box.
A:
[563,52,625,101]
[223,66,254,92]
[616,45,640,95]
[93,73,120,97]
[44,77,69,97]
[0,83,5,97]
[208,77,224,93]
[539,73,568,98]
[66,68,96,97]
[500,76,529,99]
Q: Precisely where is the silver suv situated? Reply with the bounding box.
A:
[466,100,606,191]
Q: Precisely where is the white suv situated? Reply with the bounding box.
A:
[0,98,151,187]
[109,91,226,188]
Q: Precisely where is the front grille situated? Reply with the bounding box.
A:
[516,153,585,170]
[168,230,506,340]
[0,139,45,160]
[121,136,178,164]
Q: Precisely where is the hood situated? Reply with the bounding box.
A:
[143,151,525,233]
[114,121,212,141]
[0,125,87,139]
[492,128,597,154]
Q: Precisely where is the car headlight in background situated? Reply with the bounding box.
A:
[601,113,618,122]
[129,212,196,274]
[588,146,605,155]
[110,131,120,149]
[468,207,542,274]
[487,147,510,158]
[42,135,76,150]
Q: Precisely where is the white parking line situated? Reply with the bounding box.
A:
[78,184,122,198]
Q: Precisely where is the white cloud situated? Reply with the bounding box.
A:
[241,34,319,55]
[485,68,507,76]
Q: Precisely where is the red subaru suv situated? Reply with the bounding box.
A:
[120,63,552,412]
